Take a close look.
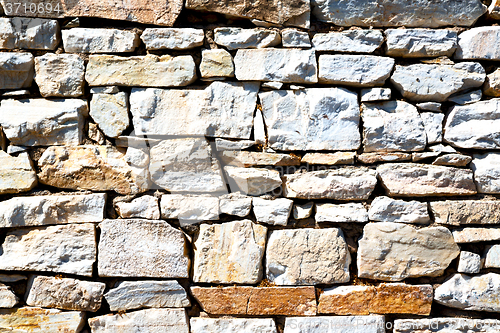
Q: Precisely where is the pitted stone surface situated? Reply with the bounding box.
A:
[0,285,17,308]
[141,28,204,50]
[456,27,500,60]
[253,197,293,226]
[284,316,385,333]
[35,54,85,97]
[62,28,139,53]
[430,200,500,225]
[368,196,430,224]
[385,29,457,57]
[315,203,368,223]
[312,30,383,53]
[115,195,160,220]
[394,318,500,333]
[90,92,129,138]
[214,28,280,50]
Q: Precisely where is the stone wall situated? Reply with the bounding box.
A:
[1,0,500,332]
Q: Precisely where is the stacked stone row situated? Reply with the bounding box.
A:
[2,1,500,332]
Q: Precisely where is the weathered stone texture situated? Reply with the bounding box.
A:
[368,196,430,224]
[200,48,234,78]
[361,88,391,102]
[0,284,17,308]
[0,17,59,50]
[116,195,160,220]
[484,69,500,97]
[0,307,85,333]
[98,219,189,278]
[90,92,129,138]
[191,318,277,333]
[162,194,220,222]
[35,54,85,97]
[471,153,500,193]
[358,222,460,281]
[0,52,33,89]
[456,27,500,60]
[282,29,311,47]
[62,28,139,53]
[219,193,252,217]
[0,151,37,195]
[141,28,204,50]
[26,276,105,312]
[225,166,282,196]
[220,151,300,167]
[385,29,457,57]
[191,286,317,316]
[312,30,383,53]
[430,200,500,225]
[0,224,96,276]
[301,152,356,165]
[253,197,293,226]
[452,227,500,243]
[315,203,368,223]
[214,28,280,50]
[458,251,482,274]
[266,228,350,285]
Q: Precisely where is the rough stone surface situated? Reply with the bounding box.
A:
[225,166,282,196]
[98,219,189,278]
[26,276,105,312]
[417,102,442,112]
[260,88,360,151]
[105,280,190,311]
[448,89,482,105]
[284,316,385,333]
[484,69,500,97]
[200,48,234,78]
[318,55,394,87]
[358,222,460,281]
[0,284,17,308]
[316,203,368,223]
[85,54,196,87]
[311,0,486,27]
[219,193,252,217]
[62,28,139,53]
[485,245,500,268]
[444,99,500,149]
[0,0,184,26]
[141,28,204,50]
[318,284,433,315]
[390,63,485,102]
[282,29,311,47]
[301,152,356,165]
[385,29,457,57]
[215,139,254,151]
[421,112,444,144]
[293,202,314,219]
[283,168,378,200]
[0,17,59,50]
[90,92,129,138]
[0,98,87,146]
[452,227,500,243]
[35,53,84,97]
[432,154,472,167]
[430,200,500,225]
[0,151,37,195]
[312,30,383,53]
[490,0,500,19]
[89,308,189,333]
[160,194,219,221]
[191,286,317,316]
[38,145,149,195]
[0,193,105,228]
[0,224,96,276]
[0,52,33,89]
[193,220,266,284]
[361,88,391,102]
[362,101,427,152]
[368,196,430,224]
[214,28,280,50]
[435,273,500,312]
[185,0,310,27]
[220,151,300,167]
[130,81,258,138]
[150,138,225,193]
[191,318,277,333]
[266,228,350,285]
[358,152,411,164]
[0,307,85,332]
[471,153,500,193]
[253,197,293,226]
[116,195,159,220]
[456,27,500,60]
[234,49,317,83]
[394,318,500,333]
[458,251,482,274]
[377,163,477,197]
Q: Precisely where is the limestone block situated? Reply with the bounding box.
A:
[214,28,280,50]
[394,318,500,333]
[0,52,33,89]
[484,69,500,97]
[0,152,37,195]
[0,17,59,50]
[456,27,500,60]
[471,153,500,193]
[385,29,457,57]
[35,54,85,97]
[283,316,385,333]
[90,92,129,138]
[458,251,482,273]
[62,28,139,53]
[200,48,234,78]
[191,318,277,333]
[452,227,500,243]
[312,30,383,52]
[219,193,252,217]
[0,307,85,333]
[220,151,300,167]
[282,29,311,47]
[421,112,444,144]
[141,28,204,50]
[368,196,430,224]
[360,88,391,102]
[315,203,368,223]
[430,200,500,225]
[301,152,356,165]
[225,166,282,196]
[253,197,293,226]
[160,194,219,221]
[115,195,159,220]
[0,284,17,308]
[485,245,500,268]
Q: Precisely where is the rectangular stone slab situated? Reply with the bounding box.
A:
[0,52,33,89]
[452,227,500,243]
[191,286,317,316]
[0,193,106,228]
[0,224,96,276]
[0,307,85,333]
[0,17,59,50]
[430,200,500,225]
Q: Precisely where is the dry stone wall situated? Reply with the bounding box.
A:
[2,0,500,332]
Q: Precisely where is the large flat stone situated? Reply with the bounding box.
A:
[191,286,317,316]
[161,194,219,221]
[430,200,500,225]
[435,273,500,312]
[0,17,59,50]
[0,0,183,26]
[318,284,433,315]
[26,276,105,312]
[0,307,85,333]
[194,220,266,284]
[89,308,189,333]
[0,224,96,276]
[130,81,258,138]
[311,0,486,27]
[444,99,500,149]
[284,316,385,333]
[214,28,280,50]
[185,0,310,27]
[234,49,317,83]
[85,54,196,87]
[225,166,282,196]
[456,27,500,60]
[377,163,477,197]
[253,197,293,226]
[0,193,105,228]
[266,228,350,285]
[105,280,190,311]
[0,151,37,195]
[311,30,383,53]
[38,146,149,195]
[260,88,360,151]
[0,98,87,146]
[315,203,368,223]
[361,101,427,152]
[390,63,485,102]
[452,227,500,243]
[191,318,277,333]
[385,29,457,57]
[0,52,33,89]
[368,196,430,224]
[35,54,85,97]
[394,318,500,333]
[98,219,188,278]
[283,168,378,200]
[141,28,204,50]
[62,28,139,53]
[358,222,460,281]
[149,138,226,193]
[472,153,500,193]
[319,55,394,87]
